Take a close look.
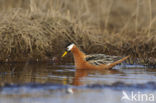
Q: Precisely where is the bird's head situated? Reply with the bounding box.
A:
[62,43,75,57]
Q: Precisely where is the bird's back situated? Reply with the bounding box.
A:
[85,54,123,66]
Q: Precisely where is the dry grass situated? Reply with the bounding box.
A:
[0,0,156,65]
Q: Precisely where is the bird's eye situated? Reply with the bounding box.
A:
[66,43,74,51]
[67,47,70,51]
[65,48,68,51]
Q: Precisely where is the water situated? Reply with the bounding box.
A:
[0,63,156,103]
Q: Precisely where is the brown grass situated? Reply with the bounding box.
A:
[0,0,156,65]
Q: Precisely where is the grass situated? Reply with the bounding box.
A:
[0,0,156,65]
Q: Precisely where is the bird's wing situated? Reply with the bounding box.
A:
[85,54,122,65]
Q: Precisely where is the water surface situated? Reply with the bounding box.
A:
[0,63,156,103]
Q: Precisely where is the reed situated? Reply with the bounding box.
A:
[0,0,156,65]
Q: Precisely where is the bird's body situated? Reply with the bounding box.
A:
[62,44,129,70]
[85,54,122,66]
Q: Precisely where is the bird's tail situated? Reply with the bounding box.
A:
[107,55,130,68]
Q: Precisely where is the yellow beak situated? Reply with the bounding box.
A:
[62,51,68,57]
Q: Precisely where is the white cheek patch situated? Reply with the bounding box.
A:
[67,43,74,51]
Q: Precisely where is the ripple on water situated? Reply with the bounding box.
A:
[0,64,156,103]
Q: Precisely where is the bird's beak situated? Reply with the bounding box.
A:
[62,51,68,57]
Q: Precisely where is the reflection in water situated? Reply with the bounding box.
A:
[1,63,156,86]
[1,64,156,103]
[0,63,75,85]
[73,69,123,86]
[0,63,123,86]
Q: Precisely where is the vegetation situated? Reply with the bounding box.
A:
[0,0,156,65]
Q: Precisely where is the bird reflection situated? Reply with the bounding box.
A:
[72,68,124,86]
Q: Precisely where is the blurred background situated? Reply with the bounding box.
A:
[0,0,156,31]
[0,0,156,64]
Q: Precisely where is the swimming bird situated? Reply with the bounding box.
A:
[62,43,129,69]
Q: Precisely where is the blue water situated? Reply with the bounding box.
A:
[0,63,156,103]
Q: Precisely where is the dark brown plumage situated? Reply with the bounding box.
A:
[85,54,123,66]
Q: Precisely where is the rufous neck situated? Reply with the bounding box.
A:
[71,45,86,67]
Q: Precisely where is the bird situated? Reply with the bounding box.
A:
[62,43,129,70]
